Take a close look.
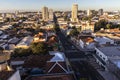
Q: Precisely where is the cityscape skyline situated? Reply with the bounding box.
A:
[0,0,120,12]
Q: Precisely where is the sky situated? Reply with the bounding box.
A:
[0,0,120,12]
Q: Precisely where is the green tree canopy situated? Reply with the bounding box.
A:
[106,24,111,29]
[30,42,48,55]
[95,19,108,31]
[13,48,31,57]
[69,28,79,36]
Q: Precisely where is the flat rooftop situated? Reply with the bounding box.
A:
[97,46,120,57]
[98,70,119,80]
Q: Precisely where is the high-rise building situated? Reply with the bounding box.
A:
[87,9,92,16]
[98,9,103,16]
[71,4,78,22]
[15,11,19,15]
[42,6,49,21]
[49,9,54,21]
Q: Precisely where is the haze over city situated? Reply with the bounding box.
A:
[0,0,120,12]
[1,0,120,80]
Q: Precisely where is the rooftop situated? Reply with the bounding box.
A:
[49,51,65,62]
[23,55,53,68]
[17,36,33,46]
[8,37,20,44]
[97,46,120,57]
[0,71,15,80]
[94,36,114,44]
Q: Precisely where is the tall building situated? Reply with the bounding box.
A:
[49,9,54,21]
[71,4,78,22]
[87,9,92,16]
[42,6,49,21]
[98,9,103,16]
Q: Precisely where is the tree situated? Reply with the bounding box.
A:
[13,48,32,57]
[95,19,108,31]
[69,28,79,36]
[106,24,111,29]
[82,17,89,21]
[30,42,48,55]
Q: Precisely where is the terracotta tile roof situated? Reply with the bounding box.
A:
[84,37,95,43]
[79,36,95,43]
[0,71,15,80]
[23,55,53,68]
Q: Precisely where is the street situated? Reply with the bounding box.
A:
[57,31,99,80]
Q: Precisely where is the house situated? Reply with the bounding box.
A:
[8,37,20,50]
[46,51,68,74]
[24,51,75,80]
[79,37,95,49]
[0,25,13,30]
[74,35,95,49]
[16,36,33,49]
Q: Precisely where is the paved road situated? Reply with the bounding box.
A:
[56,31,99,80]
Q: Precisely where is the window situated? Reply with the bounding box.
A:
[103,57,105,60]
[100,55,102,57]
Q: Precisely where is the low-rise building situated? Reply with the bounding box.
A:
[94,36,114,46]
[81,21,95,33]
[0,25,13,30]
[94,46,120,79]
[24,51,74,80]
[16,36,33,49]
[8,37,20,50]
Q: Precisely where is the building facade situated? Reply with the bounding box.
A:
[98,9,103,16]
[49,9,54,21]
[71,4,78,22]
[87,9,92,16]
[42,6,49,21]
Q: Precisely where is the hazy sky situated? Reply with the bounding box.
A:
[0,0,120,11]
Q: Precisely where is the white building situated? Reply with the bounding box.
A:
[87,9,92,16]
[95,46,120,73]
